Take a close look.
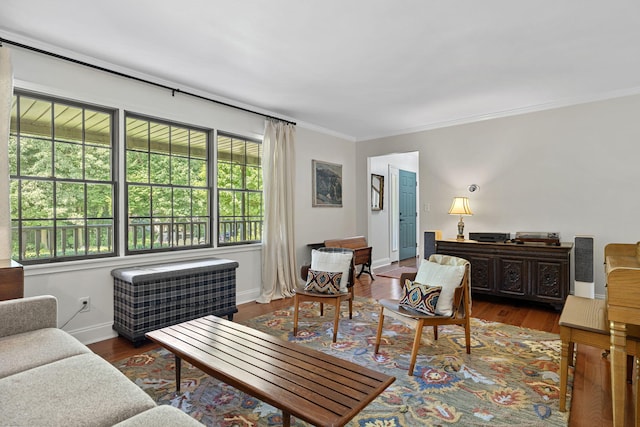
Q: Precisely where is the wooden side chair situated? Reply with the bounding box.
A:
[558,294,640,415]
[293,247,356,343]
[374,254,471,375]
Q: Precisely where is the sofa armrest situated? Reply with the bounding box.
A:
[0,295,58,338]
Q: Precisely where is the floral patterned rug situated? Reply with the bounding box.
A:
[113,297,571,426]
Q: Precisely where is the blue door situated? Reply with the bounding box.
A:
[399,170,416,260]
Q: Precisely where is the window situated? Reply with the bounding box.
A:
[9,92,116,263]
[217,133,263,245]
[125,114,210,253]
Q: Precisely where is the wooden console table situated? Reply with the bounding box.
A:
[436,239,572,309]
[0,260,24,301]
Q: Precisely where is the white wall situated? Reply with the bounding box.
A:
[294,127,356,267]
[8,48,356,344]
[356,94,640,298]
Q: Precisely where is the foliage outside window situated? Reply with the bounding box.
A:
[125,115,210,253]
[9,92,116,263]
[217,133,263,245]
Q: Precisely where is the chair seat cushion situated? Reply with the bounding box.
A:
[399,279,441,315]
[304,269,343,294]
[415,259,466,316]
[311,249,352,292]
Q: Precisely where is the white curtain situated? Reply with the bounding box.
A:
[257,119,298,303]
[0,47,13,260]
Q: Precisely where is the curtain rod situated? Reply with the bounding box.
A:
[0,37,296,126]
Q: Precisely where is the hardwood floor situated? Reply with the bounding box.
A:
[89,257,622,426]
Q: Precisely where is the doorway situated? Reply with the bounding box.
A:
[399,169,417,260]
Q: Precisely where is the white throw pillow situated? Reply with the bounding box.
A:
[414,259,466,316]
[310,250,352,292]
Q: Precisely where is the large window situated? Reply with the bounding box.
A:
[217,133,263,245]
[125,114,210,253]
[9,92,116,263]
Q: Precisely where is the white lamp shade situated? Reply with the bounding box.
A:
[448,197,473,216]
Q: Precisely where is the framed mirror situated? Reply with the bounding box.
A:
[371,174,384,211]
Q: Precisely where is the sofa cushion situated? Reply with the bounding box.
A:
[0,327,92,379]
[114,406,203,426]
[0,353,156,426]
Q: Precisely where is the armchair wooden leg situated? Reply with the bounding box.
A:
[408,319,425,376]
[433,325,438,341]
[332,299,340,343]
[374,306,385,354]
[293,295,300,337]
[464,317,471,354]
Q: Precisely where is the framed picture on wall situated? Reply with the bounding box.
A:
[312,160,342,207]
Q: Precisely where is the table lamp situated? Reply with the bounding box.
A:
[448,197,473,240]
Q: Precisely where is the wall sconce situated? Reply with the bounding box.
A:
[448,197,473,240]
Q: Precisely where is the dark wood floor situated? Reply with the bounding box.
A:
[89,257,623,426]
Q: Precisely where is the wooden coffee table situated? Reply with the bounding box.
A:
[146,315,395,427]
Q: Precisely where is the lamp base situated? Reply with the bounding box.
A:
[457,216,465,241]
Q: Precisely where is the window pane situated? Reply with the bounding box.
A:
[126,117,148,150]
[246,141,261,166]
[19,97,52,139]
[20,138,52,177]
[150,153,171,184]
[217,161,231,188]
[171,126,189,156]
[193,189,209,217]
[128,185,151,217]
[246,165,261,190]
[9,135,17,176]
[231,164,243,189]
[87,219,114,254]
[248,192,262,216]
[57,182,85,219]
[172,156,189,186]
[191,130,207,160]
[85,110,111,146]
[56,219,85,257]
[87,183,113,218]
[85,146,112,181]
[21,220,53,260]
[20,180,54,219]
[149,122,170,154]
[55,142,83,179]
[173,188,191,216]
[152,186,172,217]
[54,104,82,142]
[127,150,149,183]
[190,158,207,187]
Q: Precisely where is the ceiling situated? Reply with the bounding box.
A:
[2,0,640,141]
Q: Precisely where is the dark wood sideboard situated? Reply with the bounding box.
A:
[0,260,24,301]
[435,239,572,310]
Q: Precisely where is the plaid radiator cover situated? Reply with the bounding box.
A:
[111,258,239,345]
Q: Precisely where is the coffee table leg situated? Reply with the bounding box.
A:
[175,355,182,393]
[282,411,290,427]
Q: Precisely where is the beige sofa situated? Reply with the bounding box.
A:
[0,295,201,426]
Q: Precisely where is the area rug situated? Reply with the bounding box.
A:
[113,298,571,426]
[375,266,418,279]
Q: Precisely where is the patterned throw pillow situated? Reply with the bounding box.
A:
[304,269,343,294]
[399,279,441,315]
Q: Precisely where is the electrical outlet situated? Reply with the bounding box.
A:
[79,297,90,313]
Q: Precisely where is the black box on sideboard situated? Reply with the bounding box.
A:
[469,232,510,243]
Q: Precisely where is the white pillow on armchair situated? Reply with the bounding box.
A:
[414,258,466,316]
[310,249,352,292]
